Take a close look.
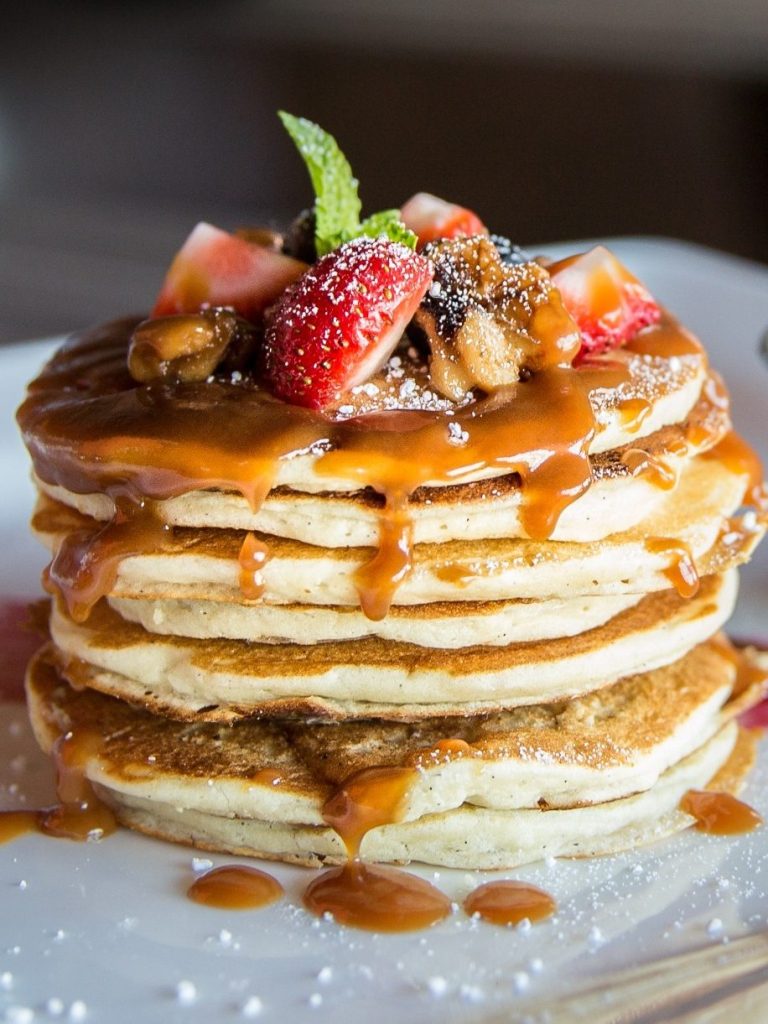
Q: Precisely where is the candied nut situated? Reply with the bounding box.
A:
[127,309,240,383]
[414,237,581,398]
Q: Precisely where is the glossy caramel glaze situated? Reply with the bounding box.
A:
[17,315,712,620]
[680,789,763,834]
[464,879,556,926]
[187,865,284,909]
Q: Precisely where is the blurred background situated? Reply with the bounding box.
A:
[2,0,767,342]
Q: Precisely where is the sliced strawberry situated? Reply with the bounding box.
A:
[548,246,662,358]
[400,192,487,248]
[152,222,306,322]
[263,237,433,410]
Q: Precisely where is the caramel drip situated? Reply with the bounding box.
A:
[415,738,475,767]
[464,880,557,926]
[710,635,768,700]
[680,790,763,834]
[354,496,413,620]
[188,865,284,910]
[434,563,474,586]
[237,532,271,600]
[0,810,39,844]
[616,397,652,433]
[645,537,700,598]
[303,861,451,932]
[321,765,416,859]
[45,495,173,623]
[702,430,768,510]
[621,449,677,490]
[302,765,450,933]
[17,316,704,618]
[39,731,118,841]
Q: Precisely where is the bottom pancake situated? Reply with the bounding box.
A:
[26,644,762,869]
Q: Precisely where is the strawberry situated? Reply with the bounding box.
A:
[400,192,487,248]
[263,237,433,409]
[548,246,662,357]
[152,222,306,322]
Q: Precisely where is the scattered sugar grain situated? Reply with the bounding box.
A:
[16,881,27,891]
[316,967,333,985]
[308,993,323,1009]
[45,999,64,1017]
[51,931,66,944]
[175,980,197,1006]
[528,957,544,974]
[0,972,13,991]
[117,917,137,932]
[459,984,485,1004]
[191,857,213,872]
[517,917,531,934]
[240,996,263,1018]
[426,976,448,998]
[512,971,530,994]
[4,1007,34,1024]
[68,1002,87,1022]
[587,926,605,949]
[707,918,724,937]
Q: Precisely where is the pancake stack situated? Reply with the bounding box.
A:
[18,232,768,869]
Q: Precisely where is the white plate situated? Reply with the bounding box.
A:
[1,238,767,1024]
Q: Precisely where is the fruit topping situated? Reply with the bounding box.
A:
[490,234,532,267]
[262,237,433,410]
[152,222,306,322]
[400,192,487,248]
[128,308,256,384]
[548,245,662,357]
[414,237,581,400]
[279,112,417,257]
[282,207,318,263]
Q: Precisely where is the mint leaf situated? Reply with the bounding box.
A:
[279,112,417,255]
[278,111,361,257]
[359,210,417,250]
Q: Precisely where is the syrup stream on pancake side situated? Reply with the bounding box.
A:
[0,728,117,844]
[238,532,271,600]
[679,790,763,835]
[644,538,700,598]
[621,449,678,490]
[304,765,453,932]
[187,865,284,910]
[17,315,711,623]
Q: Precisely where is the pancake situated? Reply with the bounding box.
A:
[31,387,729,548]
[26,646,760,869]
[32,454,763,610]
[48,572,738,719]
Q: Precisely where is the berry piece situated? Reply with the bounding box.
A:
[152,222,306,322]
[400,192,487,248]
[263,237,433,409]
[548,246,662,357]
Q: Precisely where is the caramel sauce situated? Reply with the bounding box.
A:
[434,562,474,586]
[39,731,118,841]
[238,532,270,600]
[680,790,763,834]
[616,397,652,433]
[187,865,284,910]
[321,765,417,859]
[45,495,174,623]
[710,635,768,700]
[303,764,452,932]
[415,738,475,767]
[702,430,768,510]
[353,495,413,620]
[303,860,451,932]
[464,880,557,926]
[0,810,39,844]
[621,448,677,490]
[1,729,117,844]
[645,537,700,598]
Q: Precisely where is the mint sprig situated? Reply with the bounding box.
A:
[279,111,416,256]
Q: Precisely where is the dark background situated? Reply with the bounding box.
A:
[2,0,767,341]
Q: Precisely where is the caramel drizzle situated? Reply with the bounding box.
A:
[680,790,763,835]
[238,532,271,600]
[187,865,284,910]
[645,537,700,598]
[621,449,678,490]
[464,880,557,926]
[702,430,768,511]
[18,316,707,620]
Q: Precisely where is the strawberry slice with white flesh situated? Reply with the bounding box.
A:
[152,222,306,321]
[263,237,433,410]
[548,245,662,358]
[400,192,488,248]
